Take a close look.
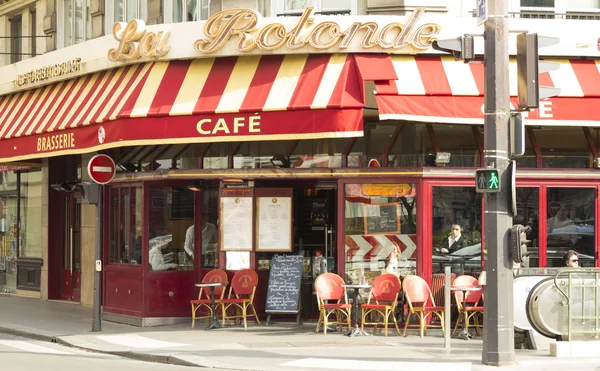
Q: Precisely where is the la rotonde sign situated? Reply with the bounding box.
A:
[107,7,441,61]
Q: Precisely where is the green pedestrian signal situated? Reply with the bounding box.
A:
[475,169,501,193]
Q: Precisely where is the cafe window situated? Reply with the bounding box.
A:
[545,188,595,267]
[108,186,142,264]
[10,15,22,64]
[344,183,417,284]
[513,188,540,267]
[431,187,482,276]
[201,188,218,268]
[148,186,195,271]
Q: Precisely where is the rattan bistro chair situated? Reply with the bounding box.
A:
[190,269,228,328]
[220,269,260,328]
[360,273,401,336]
[314,273,351,335]
[402,275,445,338]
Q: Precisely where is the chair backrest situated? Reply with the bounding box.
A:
[431,272,456,306]
[230,269,258,297]
[371,273,401,303]
[201,269,228,298]
[314,273,346,302]
[452,275,483,307]
[402,275,435,306]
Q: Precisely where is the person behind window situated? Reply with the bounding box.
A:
[149,240,177,271]
[563,250,579,268]
[547,203,578,247]
[385,241,401,275]
[439,224,468,254]
[183,219,217,259]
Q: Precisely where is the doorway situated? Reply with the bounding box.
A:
[61,194,82,301]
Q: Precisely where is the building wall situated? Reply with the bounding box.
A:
[80,153,97,308]
[40,160,50,300]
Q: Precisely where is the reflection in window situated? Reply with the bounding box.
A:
[148,187,194,271]
[432,187,482,276]
[344,183,417,284]
[546,188,595,267]
[513,188,539,267]
[108,187,142,264]
[113,0,147,22]
[173,0,210,22]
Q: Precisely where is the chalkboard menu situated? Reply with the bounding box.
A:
[170,187,194,220]
[363,203,401,235]
[265,255,303,313]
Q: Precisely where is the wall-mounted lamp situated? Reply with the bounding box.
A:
[270,155,290,168]
[186,182,205,192]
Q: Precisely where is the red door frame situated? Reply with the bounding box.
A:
[61,192,82,301]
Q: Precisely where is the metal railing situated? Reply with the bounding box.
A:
[471,10,600,20]
[554,268,600,341]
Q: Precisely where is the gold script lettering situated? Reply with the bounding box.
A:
[194,9,261,54]
[108,20,171,62]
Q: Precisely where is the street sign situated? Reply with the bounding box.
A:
[477,0,487,26]
[475,168,500,193]
[87,154,116,185]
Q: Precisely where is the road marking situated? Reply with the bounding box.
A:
[281,358,472,371]
[0,340,72,354]
[95,334,190,349]
[92,166,113,172]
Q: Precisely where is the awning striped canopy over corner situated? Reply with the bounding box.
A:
[374,55,600,126]
[0,53,370,163]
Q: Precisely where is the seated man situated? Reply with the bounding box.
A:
[149,240,177,271]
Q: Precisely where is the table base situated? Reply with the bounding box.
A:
[454,328,473,340]
[207,319,222,330]
[346,325,371,337]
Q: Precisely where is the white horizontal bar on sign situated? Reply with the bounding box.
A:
[92,166,113,173]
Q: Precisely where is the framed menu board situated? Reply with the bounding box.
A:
[363,203,401,235]
[256,196,293,252]
[220,196,253,251]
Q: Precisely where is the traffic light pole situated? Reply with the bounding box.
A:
[482,0,515,365]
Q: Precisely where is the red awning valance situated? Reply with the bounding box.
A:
[374,55,600,126]
[0,54,368,163]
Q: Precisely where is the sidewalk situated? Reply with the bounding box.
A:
[1,295,599,371]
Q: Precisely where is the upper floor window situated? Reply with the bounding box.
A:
[521,0,554,6]
[274,0,356,16]
[113,0,148,22]
[9,15,22,64]
[63,0,91,47]
[172,0,210,22]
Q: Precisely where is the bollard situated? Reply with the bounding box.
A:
[444,265,451,349]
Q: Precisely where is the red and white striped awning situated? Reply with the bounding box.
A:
[0,54,367,163]
[374,55,600,126]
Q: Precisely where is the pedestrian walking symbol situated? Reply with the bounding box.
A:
[475,169,500,193]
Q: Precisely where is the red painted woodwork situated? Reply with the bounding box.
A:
[103,268,144,317]
[62,269,72,300]
[145,271,195,317]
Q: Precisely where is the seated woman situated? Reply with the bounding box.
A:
[149,240,177,271]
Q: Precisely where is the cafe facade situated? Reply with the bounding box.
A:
[1,7,600,325]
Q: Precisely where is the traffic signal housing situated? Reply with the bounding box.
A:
[510,224,531,264]
[475,169,501,193]
[432,36,475,63]
[516,33,561,110]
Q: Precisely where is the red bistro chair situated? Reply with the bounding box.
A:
[361,273,401,336]
[402,275,445,338]
[190,269,228,328]
[220,269,260,328]
[452,275,484,336]
[314,273,351,335]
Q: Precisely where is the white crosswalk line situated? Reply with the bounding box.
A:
[281,358,472,371]
[95,334,190,349]
[0,340,73,355]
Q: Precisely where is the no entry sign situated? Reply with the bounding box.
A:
[87,154,116,184]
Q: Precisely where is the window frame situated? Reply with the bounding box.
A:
[10,15,22,64]
[105,0,148,29]
[164,0,211,23]
[58,0,92,48]
[271,0,357,16]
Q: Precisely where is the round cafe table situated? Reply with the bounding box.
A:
[341,283,373,337]
[195,282,228,330]
[450,285,483,340]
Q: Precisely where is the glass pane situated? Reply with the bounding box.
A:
[199,0,209,20]
[109,189,119,263]
[285,0,314,11]
[546,188,595,267]
[65,2,73,46]
[513,188,540,267]
[344,183,417,284]
[173,0,184,22]
[130,187,142,264]
[149,186,194,271]
[75,0,83,44]
[20,170,43,258]
[521,0,554,6]
[567,0,600,8]
[322,0,351,10]
[201,188,218,268]
[432,187,482,276]
[225,251,250,270]
[187,0,198,21]
[86,0,91,41]
[0,171,19,292]
[127,0,137,20]
[114,0,123,22]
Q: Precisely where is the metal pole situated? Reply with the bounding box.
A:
[443,265,451,349]
[92,186,102,332]
[482,0,514,365]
